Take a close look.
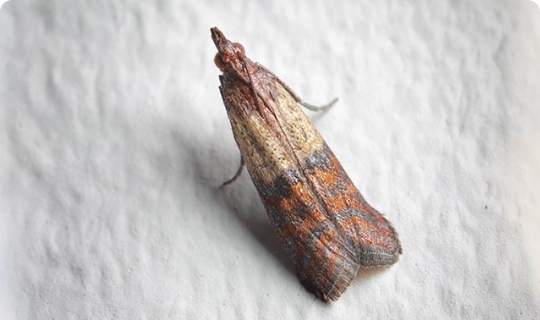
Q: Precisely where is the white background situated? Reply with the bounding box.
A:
[1,0,540,319]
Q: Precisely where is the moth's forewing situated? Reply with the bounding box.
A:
[264,82,402,267]
[219,71,358,301]
[301,144,402,267]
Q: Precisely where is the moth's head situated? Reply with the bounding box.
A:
[211,27,245,72]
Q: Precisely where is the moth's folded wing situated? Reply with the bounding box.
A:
[264,82,402,268]
[222,80,361,301]
[252,169,359,302]
[302,143,402,267]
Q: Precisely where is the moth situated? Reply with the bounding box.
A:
[211,27,401,302]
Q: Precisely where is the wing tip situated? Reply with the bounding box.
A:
[300,243,360,302]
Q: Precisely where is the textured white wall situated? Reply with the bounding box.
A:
[1,0,540,319]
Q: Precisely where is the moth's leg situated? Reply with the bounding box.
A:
[298,98,338,112]
[255,63,338,112]
[220,157,244,187]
